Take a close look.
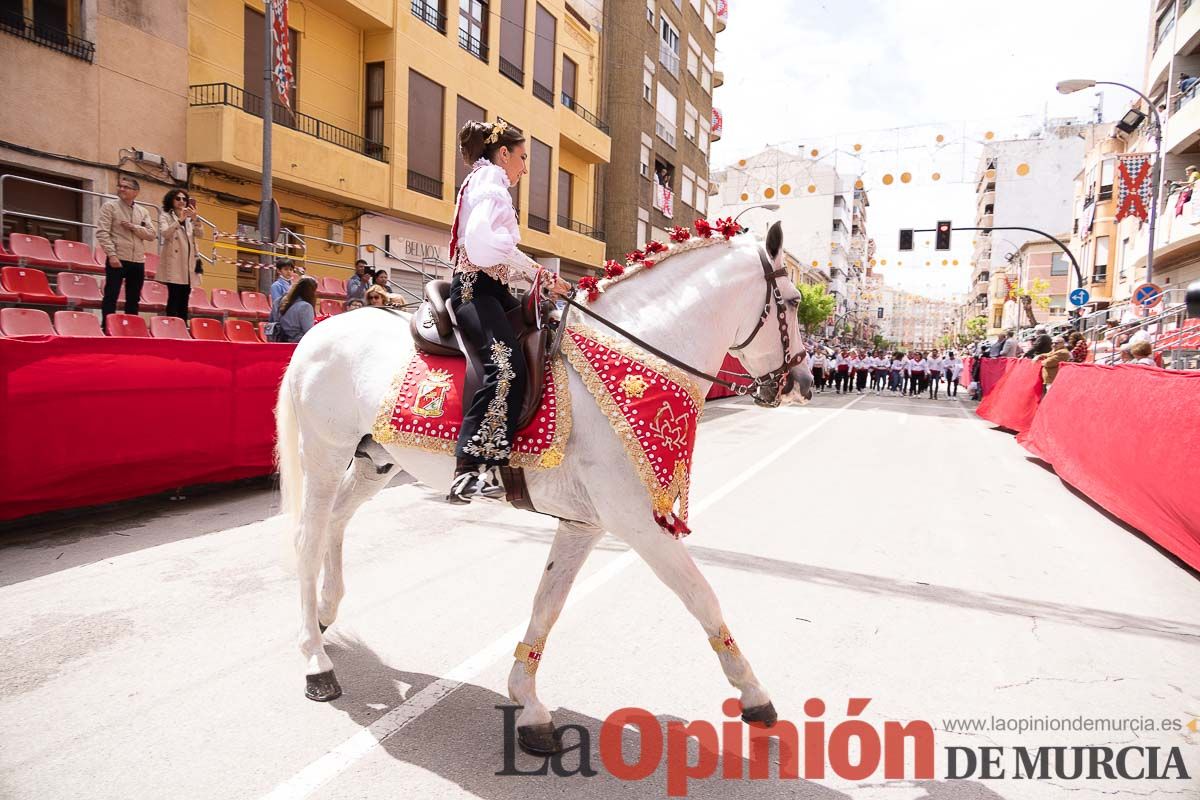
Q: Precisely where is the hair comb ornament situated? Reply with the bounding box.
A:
[484,119,509,146]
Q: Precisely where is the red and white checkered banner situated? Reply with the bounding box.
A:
[711,107,723,138]
[716,0,728,23]
[1115,153,1153,223]
[270,0,294,109]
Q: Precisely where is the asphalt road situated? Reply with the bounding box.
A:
[2,389,1198,800]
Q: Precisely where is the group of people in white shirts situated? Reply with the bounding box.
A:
[807,348,965,399]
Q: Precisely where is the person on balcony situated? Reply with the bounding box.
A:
[446,119,570,504]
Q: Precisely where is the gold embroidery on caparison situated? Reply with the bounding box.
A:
[463,339,515,461]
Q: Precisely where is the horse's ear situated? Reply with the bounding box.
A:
[766,221,783,263]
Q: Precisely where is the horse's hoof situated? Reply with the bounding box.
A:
[319,623,328,634]
[517,723,562,756]
[305,670,342,702]
[741,701,777,727]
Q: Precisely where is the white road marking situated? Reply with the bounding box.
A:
[260,394,865,800]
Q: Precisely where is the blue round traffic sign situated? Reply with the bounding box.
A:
[1133,282,1163,308]
[1069,288,1090,307]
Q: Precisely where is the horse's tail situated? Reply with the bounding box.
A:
[275,365,304,526]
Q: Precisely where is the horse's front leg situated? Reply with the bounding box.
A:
[507,520,602,754]
[624,526,775,725]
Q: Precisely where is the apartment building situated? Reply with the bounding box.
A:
[188,0,611,293]
[0,1,187,244]
[602,0,722,260]
[710,146,867,315]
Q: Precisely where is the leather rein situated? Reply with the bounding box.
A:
[557,245,805,405]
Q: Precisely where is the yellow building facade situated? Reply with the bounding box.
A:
[187,0,610,291]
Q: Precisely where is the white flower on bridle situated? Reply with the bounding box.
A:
[484,120,509,146]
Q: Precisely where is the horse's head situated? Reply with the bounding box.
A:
[730,222,813,406]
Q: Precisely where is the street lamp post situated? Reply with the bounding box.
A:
[1057,79,1163,285]
[733,203,781,225]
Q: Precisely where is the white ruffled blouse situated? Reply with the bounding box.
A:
[455,160,540,285]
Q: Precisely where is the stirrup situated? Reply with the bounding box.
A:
[447,470,478,504]
[475,466,507,501]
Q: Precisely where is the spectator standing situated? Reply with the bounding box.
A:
[157,189,199,320]
[96,176,156,325]
[276,276,318,343]
[1025,332,1052,359]
[347,259,370,302]
[1035,337,1073,390]
[372,269,390,290]
[996,331,1020,358]
[269,259,297,321]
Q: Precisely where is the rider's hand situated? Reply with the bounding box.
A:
[548,276,571,297]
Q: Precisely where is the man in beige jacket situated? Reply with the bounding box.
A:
[96,176,157,325]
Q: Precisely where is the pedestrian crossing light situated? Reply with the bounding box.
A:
[936,221,952,251]
[899,229,914,251]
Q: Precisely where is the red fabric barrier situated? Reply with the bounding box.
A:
[1017,363,1200,573]
[959,357,973,389]
[976,357,1044,433]
[978,357,1021,397]
[706,353,751,400]
[0,337,294,520]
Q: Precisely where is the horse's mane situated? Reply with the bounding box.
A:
[580,227,745,303]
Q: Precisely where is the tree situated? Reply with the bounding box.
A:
[794,283,837,333]
[965,316,988,342]
[1010,278,1052,325]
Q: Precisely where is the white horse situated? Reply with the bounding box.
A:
[275,222,813,753]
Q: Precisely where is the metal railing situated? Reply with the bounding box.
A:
[0,14,95,63]
[411,0,446,33]
[558,215,604,240]
[528,214,550,233]
[0,174,162,250]
[659,42,680,78]
[407,169,443,199]
[189,83,389,162]
[499,56,524,86]
[561,92,609,133]
[532,80,554,106]
[458,28,488,62]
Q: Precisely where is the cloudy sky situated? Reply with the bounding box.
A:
[711,0,1149,299]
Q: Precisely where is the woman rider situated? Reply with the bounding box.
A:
[447,119,571,503]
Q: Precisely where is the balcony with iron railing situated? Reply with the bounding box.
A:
[659,42,680,78]
[533,80,554,106]
[407,169,443,199]
[528,213,550,233]
[411,0,447,34]
[458,27,488,62]
[499,56,524,86]
[189,83,389,162]
[561,92,609,134]
[0,13,94,62]
[558,215,604,240]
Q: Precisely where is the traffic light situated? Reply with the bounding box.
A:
[899,229,914,251]
[935,221,952,251]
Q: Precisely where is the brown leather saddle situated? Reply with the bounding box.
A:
[410,279,553,429]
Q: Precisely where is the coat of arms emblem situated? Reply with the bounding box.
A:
[412,370,453,418]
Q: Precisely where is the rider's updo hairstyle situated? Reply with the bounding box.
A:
[459,120,526,165]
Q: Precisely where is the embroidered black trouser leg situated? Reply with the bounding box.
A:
[451,272,527,467]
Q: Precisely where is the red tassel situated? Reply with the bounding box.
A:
[669,226,692,242]
[577,276,600,302]
[603,259,625,280]
[694,219,714,238]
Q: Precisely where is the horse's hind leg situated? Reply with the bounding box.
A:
[507,520,602,754]
[318,447,397,632]
[296,447,353,702]
[625,527,775,725]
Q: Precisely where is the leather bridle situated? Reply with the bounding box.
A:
[557,244,805,407]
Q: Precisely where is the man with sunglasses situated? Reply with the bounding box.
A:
[96,177,157,326]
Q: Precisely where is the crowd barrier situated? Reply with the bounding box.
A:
[975,358,1200,573]
[0,337,294,520]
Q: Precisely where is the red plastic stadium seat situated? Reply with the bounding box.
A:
[211,287,248,316]
[225,318,259,343]
[149,315,191,340]
[256,322,271,342]
[317,277,346,298]
[56,272,104,308]
[189,287,218,315]
[240,291,271,320]
[94,246,110,268]
[138,280,168,312]
[1,267,69,305]
[143,252,159,280]
[105,313,150,337]
[189,317,227,341]
[52,240,103,273]
[0,307,56,336]
[0,289,19,303]
[7,234,64,268]
[0,242,20,266]
[53,310,104,337]
[318,299,343,317]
